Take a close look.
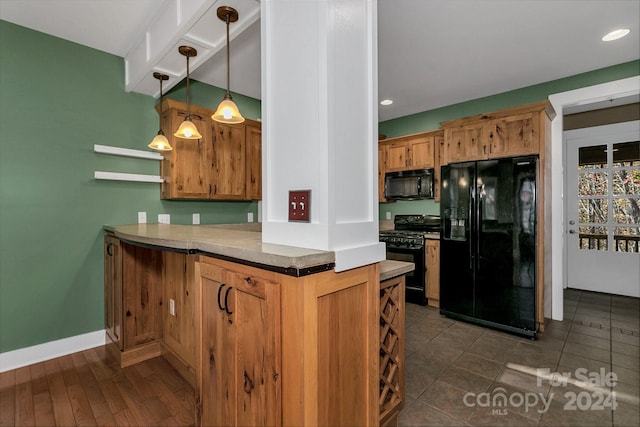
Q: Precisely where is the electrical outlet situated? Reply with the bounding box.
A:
[247,212,254,223]
[169,299,175,316]
[288,190,310,222]
[138,212,147,224]
[385,212,392,220]
[158,214,170,224]
[192,213,200,225]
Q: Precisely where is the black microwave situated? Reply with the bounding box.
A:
[384,169,434,200]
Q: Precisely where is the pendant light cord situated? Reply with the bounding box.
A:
[186,55,191,119]
[158,78,164,131]
[226,13,231,98]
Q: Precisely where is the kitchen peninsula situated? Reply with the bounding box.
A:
[104,223,412,426]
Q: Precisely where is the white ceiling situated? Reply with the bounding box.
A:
[1,0,638,122]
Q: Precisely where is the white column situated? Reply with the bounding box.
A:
[261,0,384,272]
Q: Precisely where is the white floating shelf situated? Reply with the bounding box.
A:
[94,171,164,183]
[94,144,163,160]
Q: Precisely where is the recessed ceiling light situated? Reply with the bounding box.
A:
[380,99,393,106]
[602,29,630,41]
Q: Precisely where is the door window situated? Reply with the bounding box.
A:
[577,140,640,252]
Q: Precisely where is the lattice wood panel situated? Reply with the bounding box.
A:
[379,278,404,421]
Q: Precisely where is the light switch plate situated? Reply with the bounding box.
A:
[138,211,147,224]
[158,214,170,224]
[288,190,310,222]
[192,213,200,225]
[247,212,254,223]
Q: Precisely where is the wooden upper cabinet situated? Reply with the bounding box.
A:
[384,133,436,173]
[407,135,435,169]
[441,101,553,165]
[245,123,262,201]
[211,121,246,200]
[160,102,214,199]
[157,99,262,200]
[487,112,539,158]
[443,123,486,164]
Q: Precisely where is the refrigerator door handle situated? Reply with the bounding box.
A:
[477,190,483,271]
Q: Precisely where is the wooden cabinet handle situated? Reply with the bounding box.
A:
[223,286,233,315]
[217,284,225,311]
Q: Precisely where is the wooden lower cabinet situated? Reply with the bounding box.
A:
[379,275,405,424]
[104,235,122,350]
[104,237,198,373]
[197,259,281,427]
[196,256,401,426]
[106,241,408,425]
[121,242,163,349]
[425,239,440,308]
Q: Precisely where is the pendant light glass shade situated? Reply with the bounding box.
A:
[212,96,244,124]
[174,119,202,139]
[148,132,172,151]
[174,46,202,139]
[212,6,245,124]
[149,72,173,151]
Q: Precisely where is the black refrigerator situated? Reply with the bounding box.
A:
[440,156,538,338]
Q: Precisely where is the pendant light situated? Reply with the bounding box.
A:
[211,6,245,124]
[174,46,203,139]
[148,72,172,151]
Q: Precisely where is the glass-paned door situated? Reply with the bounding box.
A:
[565,121,640,297]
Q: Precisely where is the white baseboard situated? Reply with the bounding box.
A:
[0,330,106,373]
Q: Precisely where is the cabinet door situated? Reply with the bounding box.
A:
[121,243,163,348]
[164,110,213,199]
[200,264,236,427]
[488,112,539,158]
[408,135,435,169]
[444,124,486,164]
[228,271,281,427]
[104,236,122,350]
[245,124,262,201]
[386,141,409,172]
[378,144,389,202]
[211,122,246,199]
[425,240,440,307]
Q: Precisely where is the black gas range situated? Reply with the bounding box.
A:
[379,214,440,305]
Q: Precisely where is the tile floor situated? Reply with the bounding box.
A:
[399,289,640,426]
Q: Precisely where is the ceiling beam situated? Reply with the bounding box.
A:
[124,0,260,98]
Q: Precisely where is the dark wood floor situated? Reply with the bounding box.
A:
[0,346,195,426]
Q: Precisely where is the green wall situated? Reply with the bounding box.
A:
[0,21,261,353]
[378,59,640,219]
[1,20,638,354]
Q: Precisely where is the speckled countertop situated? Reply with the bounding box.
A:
[104,223,414,280]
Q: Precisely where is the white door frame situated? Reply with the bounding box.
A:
[549,76,640,321]
[564,122,640,296]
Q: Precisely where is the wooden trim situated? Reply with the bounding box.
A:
[161,342,196,388]
[119,341,162,368]
[440,100,553,129]
[378,128,442,145]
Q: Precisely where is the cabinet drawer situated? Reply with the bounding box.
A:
[228,271,278,299]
